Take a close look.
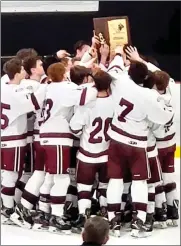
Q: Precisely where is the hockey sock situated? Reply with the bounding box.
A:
[131,180,148,223]
[98,182,108,208]
[107,178,123,221]
[121,182,131,211]
[14,173,31,204]
[147,183,155,214]
[21,170,45,210]
[162,173,178,206]
[39,173,54,213]
[50,174,70,217]
[77,183,93,215]
[155,181,166,209]
[1,171,19,208]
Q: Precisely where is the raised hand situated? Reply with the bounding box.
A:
[125,46,142,62]
[91,30,100,48]
[100,43,110,57]
[56,50,71,59]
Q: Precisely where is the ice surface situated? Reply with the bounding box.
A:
[1,159,180,245]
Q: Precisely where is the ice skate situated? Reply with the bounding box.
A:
[109,212,122,237]
[90,198,100,216]
[154,202,167,229]
[64,201,79,222]
[167,199,179,227]
[32,210,50,231]
[1,205,15,225]
[144,213,154,236]
[71,213,87,234]
[10,204,33,229]
[130,211,151,238]
[97,206,108,219]
[48,215,72,235]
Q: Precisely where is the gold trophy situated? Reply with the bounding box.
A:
[93,16,131,55]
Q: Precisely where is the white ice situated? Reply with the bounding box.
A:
[1,159,180,245]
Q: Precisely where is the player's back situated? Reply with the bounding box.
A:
[109,74,149,148]
[40,81,77,146]
[1,84,28,148]
[78,95,114,163]
[108,73,173,148]
[152,81,177,149]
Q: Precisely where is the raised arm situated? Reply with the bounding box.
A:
[70,106,90,136]
[60,86,97,107]
[144,88,174,125]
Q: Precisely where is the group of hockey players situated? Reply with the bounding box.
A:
[1,31,179,239]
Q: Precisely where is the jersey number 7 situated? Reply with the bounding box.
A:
[118,98,134,122]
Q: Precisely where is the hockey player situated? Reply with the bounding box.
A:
[125,46,179,227]
[1,58,46,224]
[32,62,97,234]
[11,56,48,227]
[105,47,174,238]
[70,69,114,228]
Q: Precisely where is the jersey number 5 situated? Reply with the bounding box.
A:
[118,98,134,122]
[89,117,112,144]
[1,103,11,129]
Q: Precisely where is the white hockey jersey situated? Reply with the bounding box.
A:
[70,95,114,163]
[1,83,46,148]
[105,54,174,148]
[1,74,9,84]
[19,79,41,143]
[147,122,158,158]
[152,81,177,150]
[40,81,97,147]
[106,73,174,148]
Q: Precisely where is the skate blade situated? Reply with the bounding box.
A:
[109,229,121,237]
[32,223,49,231]
[154,221,167,229]
[49,226,71,235]
[1,215,16,226]
[10,213,32,229]
[122,222,131,231]
[71,227,82,234]
[131,229,152,238]
[166,219,178,227]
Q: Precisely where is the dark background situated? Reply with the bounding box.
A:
[1,1,180,80]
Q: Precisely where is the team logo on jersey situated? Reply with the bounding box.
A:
[128,141,137,145]
[43,140,48,144]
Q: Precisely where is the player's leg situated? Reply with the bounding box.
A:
[64,145,79,221]
[148,155,167,229]
[121,169,132,228]
[159,145,179,226]
[15,143,34,203]
[130,147,150,237]
[97,162,109,217]
[154,153,167,226]
[74,160,97,228]
[21,141,46,210]
[11,141,46,228]
[47,145,71,234]
[1,146,25,224]
[33,172,54,230]
[107,140,124,237]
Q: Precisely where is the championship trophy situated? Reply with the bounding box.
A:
[93,16,131,55]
